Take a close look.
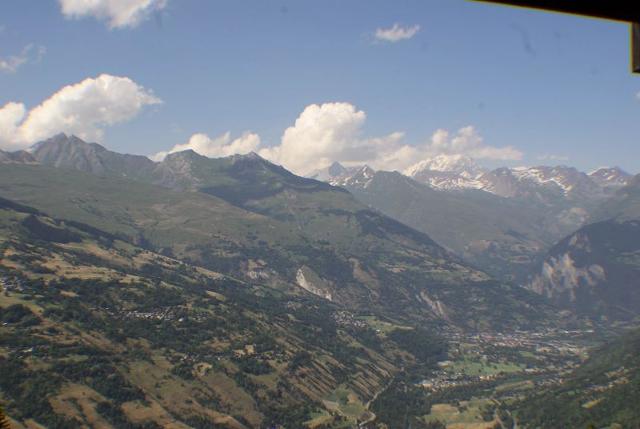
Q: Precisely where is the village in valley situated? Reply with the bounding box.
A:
[419,328,592,393]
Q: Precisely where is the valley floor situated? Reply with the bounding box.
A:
[368,324,639,429]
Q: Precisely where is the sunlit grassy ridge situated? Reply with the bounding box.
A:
[0,202,426,427]
[0,163,553,329]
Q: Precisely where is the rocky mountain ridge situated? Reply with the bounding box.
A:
[0,135,555,330]
[317,157,631,203]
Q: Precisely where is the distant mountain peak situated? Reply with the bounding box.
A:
[357,164,375,176]
[163,149,206,163]
[328,161,347,177]
[405,154,484,177]
[589,166,627,175]
[326,164,376,188]
[404,155,486,191]
[29,134,155,179]
[588,166,631,188]
[245,151,263,160]
[224,152,289,175]
[308,161,360,182]
[29,133,108,155]
[227,151,269,164]
[0,149,36,164]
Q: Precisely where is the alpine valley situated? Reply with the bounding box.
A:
[1,134,639,429]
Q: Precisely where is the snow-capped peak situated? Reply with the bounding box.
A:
[588,166,631,188]
[403,154,487,191]
[308,161,361,182]
[404,154,484,178]
[328,165,376,188]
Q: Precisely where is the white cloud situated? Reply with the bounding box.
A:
[0,44,46,73]
[151,131,261,161]
[0,74,160,150]
[257,102,402,175]
[0,102,26,147]
[258,102,522,176]
[375,23,420,43]
[423,126,523,161]
[58,0,167,29]
[400,127,522,175]
[537,153,569,162]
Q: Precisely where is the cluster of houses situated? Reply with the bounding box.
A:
[418,328,591,393]
[333,310,369,330]
[0,275,26,293]
[117,308,185,322]
[447,328,588,362]
[97,305,210,324]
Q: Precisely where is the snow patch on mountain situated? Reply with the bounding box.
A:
[403,154,487,191]
[405,154,484,178]
[307,161,377,188]
[588,167,631,188]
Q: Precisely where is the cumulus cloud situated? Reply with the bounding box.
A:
[423,126,523,161]
[151,102,522,176]
[258,102,522,176]
[256,103,401,175]
[375,23,420,42]
[151,131,261,161]
[399,127,523,174]
[0,44,46,73]
[58,0,167,29]
[0,102,26,146]
[0,74,160,150]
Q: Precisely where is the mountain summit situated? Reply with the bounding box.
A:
[588,166,632,189]
[404,154,486,191]
[29,133,156,180]
[405,154,484,177]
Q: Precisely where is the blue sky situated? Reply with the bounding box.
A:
[0,0,638,174]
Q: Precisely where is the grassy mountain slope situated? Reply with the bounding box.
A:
[338,170,554,282]
[513,328,640,428]
[0,162,552,330]
[0,198,449,428]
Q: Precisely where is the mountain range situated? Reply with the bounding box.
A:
[314,160,628,279]
[0,133,554,330]
[4,133,639,322]
[526,176,640,320]
[1,133,640,427]
[317,155,631,209]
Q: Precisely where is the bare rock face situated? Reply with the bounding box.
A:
[529,253,605,301]
[418,291,451,321]
[526,220,640,320]
[295,266,333,301]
